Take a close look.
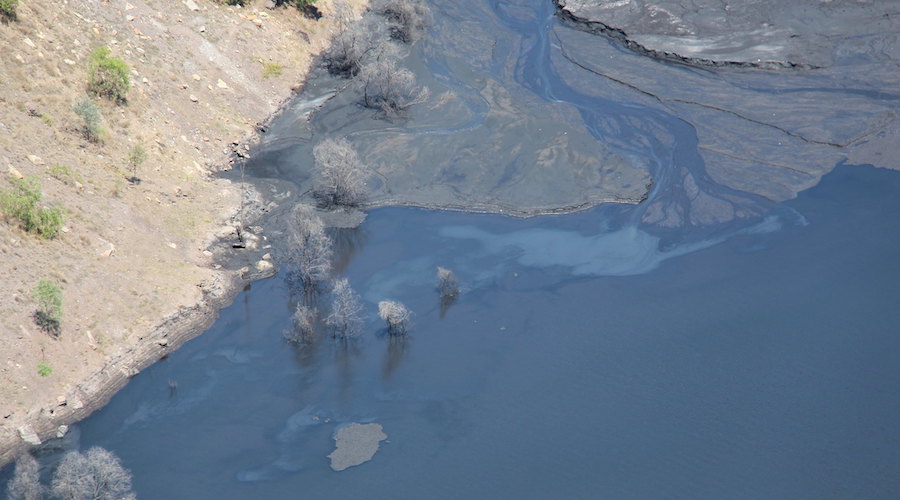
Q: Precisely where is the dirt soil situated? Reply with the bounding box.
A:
[0,0,367,466]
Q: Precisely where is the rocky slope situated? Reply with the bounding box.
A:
[0,0,366,465]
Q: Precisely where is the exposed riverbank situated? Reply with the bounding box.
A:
[0,0,367,466]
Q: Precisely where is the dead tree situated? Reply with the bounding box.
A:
[325,278,364,338]
[437,266,459,318]
[6,454,44,500]
[359,49,430,118]
[287,204,333,290]
[313,138,368,207]
[51,447,136,500]
[373,0,432,44]
[378,300,412,335]
[286,304,319,344]
[322,4,383,77]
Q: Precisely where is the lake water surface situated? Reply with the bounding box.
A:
[4,0,900,498]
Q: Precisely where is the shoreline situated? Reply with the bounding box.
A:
[0,0,369,468]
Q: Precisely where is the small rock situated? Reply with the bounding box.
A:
[70,397,84,410]
[63,58,76,65]
[158,338,169,347]
[167,242,178,249]
[18,425,41,446]
[14,54,25,64]
[56,425,69,438]
[198,25,206,33]
[8,165,24,179]
[142,77,149,84]
[262,253,272,261]
[189,94,198,102]
[264,0,276,8]
[126,14,136,22]
[24,37,36,48]
[27,154,45,165]
[57,395,67,405]
[255,259,273,273]
[216,79,228,89]
[192,73,201,81]
[184,0,200,11]
[252,18,264,28]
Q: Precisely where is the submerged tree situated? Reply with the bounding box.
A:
[325,278,364,338]
[51,447,135,500]
[6,454,43,500]
[359,47,429,118]
[313,138,368,207]
[372,0,432,44]
[287,204,333,290]
[285,304,319,344]
[378,300,412,335]
[436,266,459,318]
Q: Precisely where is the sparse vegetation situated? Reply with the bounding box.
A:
[51,447,136,500]
[49,165,83,186]
[288,204,333,289]
[326,278,364,338]
[33,279,62,336]
[313,138,368,207]
[128,144,146,182]
[373,0,431,44]
[72,98,103,142]
[0,0,18,21]
[261,60,284,78]
[37,362,52,377]
[87,46,130,103]
[378,300,411,335]
[0,176,64,239]
[360,47,429,117]
[40,113,54,127]
[5,454,43,500]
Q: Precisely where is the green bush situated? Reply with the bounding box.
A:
[33,279,62,336]
[0,176,64,238]
[72,98,103,142]
[0,0,18,20]
[37,362,53,377]
[261,61,283,78]
[87,47,130,103]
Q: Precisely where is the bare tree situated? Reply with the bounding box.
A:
[287,204,333,289]
[322,7,383,77]
[6,454,44,500]
[373,0,432,44]
[378,300,412,335]
[285,304,318,344]
[51,447,135,500]
[313,138,368,207]
[359,49,430,118]
[325,278,364,338]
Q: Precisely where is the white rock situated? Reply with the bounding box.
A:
[18,425,41,446]
[216,78,228,89]
[56,425,69,438]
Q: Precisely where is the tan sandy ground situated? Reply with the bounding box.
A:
[0,0,366,465]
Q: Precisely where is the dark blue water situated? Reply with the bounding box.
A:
[6,0,900,497]
[6,163,898,499]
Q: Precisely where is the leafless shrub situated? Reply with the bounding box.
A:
[373,0,432,44]
[51,447,135,500]
[287,204,333,289]
[322,10,383,77]
[286,304,319,344]
[378,300,412,335]
[360,49,430,118]
[313,138,368,207]
[6,454,44,500]
[436,267,459,299]
[325,278,364,338]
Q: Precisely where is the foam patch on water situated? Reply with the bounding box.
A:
[439,216,783,277]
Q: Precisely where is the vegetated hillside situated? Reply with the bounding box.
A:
[0,0,366,463]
